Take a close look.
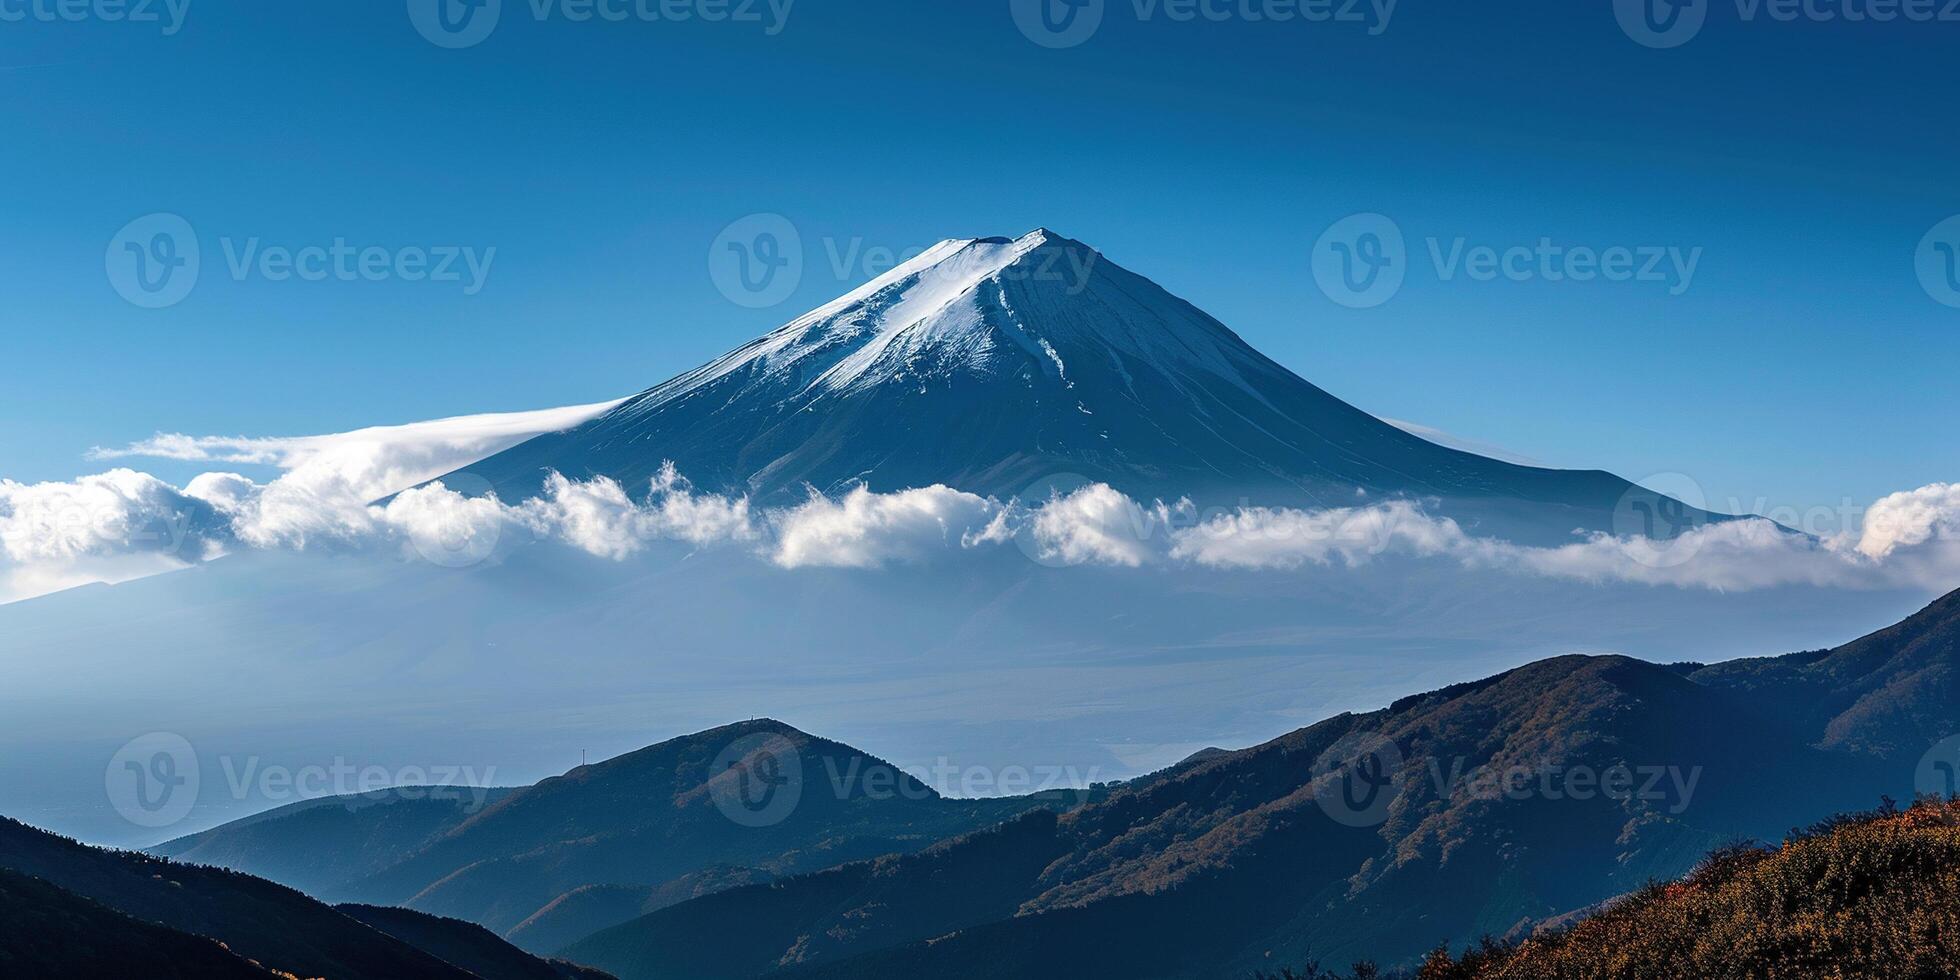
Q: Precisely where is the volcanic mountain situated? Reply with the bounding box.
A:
[449,229,1705,542]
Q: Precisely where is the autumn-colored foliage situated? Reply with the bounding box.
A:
[1418,798,1960,979]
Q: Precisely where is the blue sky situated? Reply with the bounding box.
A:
[3,0,1956,520]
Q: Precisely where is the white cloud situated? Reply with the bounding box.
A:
[518,474,656,561]
[1500,518,1875,591]
[0,469,214,565]
[1157,496,1958,593]
[1022,484,1179,568]
[1852,483,1960,559]
[378,482,510,568]
[187,469,378,551]
[1,401,621,601]
[515,466,759,561]
[0,469,232,604]
[6,400,1960,603]
[103,398,627,553]
[88,398,625,493]
[770,484,997,569]
[1169,500,1467,570]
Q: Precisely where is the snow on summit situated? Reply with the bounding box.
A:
[642,228,1251,406]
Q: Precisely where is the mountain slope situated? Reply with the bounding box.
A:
[450,230,1702,543]
[0,816,482,980]
[1694,587,1960,757]
[163,719,1087,953]
[0,868,275,979]
[562,810,1078,979]
[153,786,518,900]
[504,868,771,956]
[561,660,1873,979]
[1423,799,1960,978]
[339,903,613,980]
[33,594,1959,977]
[570,590,1960,979]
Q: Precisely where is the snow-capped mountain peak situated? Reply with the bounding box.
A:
[668,229,1102,400]
[653,227,1264,408]
[450,229,1689,542]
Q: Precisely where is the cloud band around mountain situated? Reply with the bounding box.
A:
[7,465,1960,605]
[5,411,1958,603]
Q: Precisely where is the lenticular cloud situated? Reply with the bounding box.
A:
[4,453,1960,604]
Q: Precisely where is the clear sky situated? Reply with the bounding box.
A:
[3,0,1955,521]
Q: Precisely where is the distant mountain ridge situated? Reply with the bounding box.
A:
[156,719,1090,956]
[339,904,615,980]
[144,591,1960,976]
[1692,587,1960,757]
[155,786,520,900]
[446,230,1713,544]
[561,589,1960,978]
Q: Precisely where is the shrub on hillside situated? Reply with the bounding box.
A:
[1417,797,1960,978]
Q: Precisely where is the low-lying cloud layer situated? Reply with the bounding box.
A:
[5,413,1959,604]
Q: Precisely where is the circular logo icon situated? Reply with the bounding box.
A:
[106,213,200,309]
[1614,0,1706,49]
[406,472,504,568]
[1009,472,1106,568]
[709,213,804,309]
[408,0,502,49]
[1914,215,1960,310]
[1311,731,1404,828]
[1612,472,1710,569]
[1916,735,1960,800]
[105,733,200,829]
[1010,0,1104,48]
[1312,213,1406,309]
[709,733,804,827]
